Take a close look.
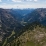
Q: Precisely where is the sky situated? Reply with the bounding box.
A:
[0,0,46,9]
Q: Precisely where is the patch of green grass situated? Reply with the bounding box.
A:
[8,30,15,38]
[26,41,35,46]
[2,38,7,46]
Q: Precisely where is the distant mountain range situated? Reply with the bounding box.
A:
[24,8,46,25]
[0,8,46,46]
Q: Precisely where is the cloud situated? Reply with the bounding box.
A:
[2,3,7,5]
[0,0,46,9]
[11,0,38,2]
[7,0,9,1]
[25,0,32,1]
[0,3,46,9]
[12,0,33,2]
[12,0,22,2]
[34,0,38,2]
[0,0,2,2]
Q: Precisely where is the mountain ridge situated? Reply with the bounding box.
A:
[0,8,46,46]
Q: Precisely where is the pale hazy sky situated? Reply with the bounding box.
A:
[0,0,46,9]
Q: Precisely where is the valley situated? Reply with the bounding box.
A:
[0,8,46,46]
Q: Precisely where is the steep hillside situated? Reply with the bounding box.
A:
[0,8,46,46]
[5,9,34,21]
[3,22,46,46]
[0,8,34,44]
[24,8,46,25]
[11,9,34,16]
[0,8,23,44]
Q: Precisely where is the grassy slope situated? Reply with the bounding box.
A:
[2,23,46,46]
